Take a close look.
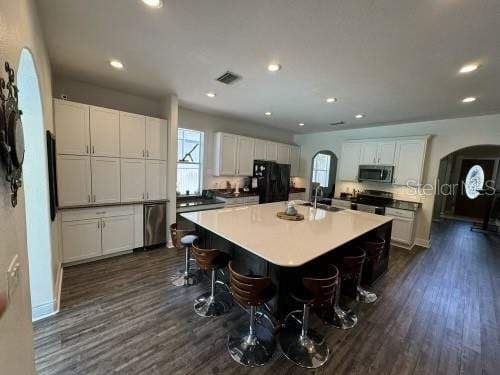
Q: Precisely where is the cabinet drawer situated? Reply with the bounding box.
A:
[385,207,415,219]
[61,205,135,222]
[331,199,352,208]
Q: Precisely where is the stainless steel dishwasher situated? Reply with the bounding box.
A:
[144,202,167,248]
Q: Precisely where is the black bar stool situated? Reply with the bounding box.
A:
[191,242,232,317]
[227,262,277,367]
[169,223,199,287]
[278,265,338,369]
[358,237,385,303]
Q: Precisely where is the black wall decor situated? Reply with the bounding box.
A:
[46,130,58,221]
[0,62,25,207]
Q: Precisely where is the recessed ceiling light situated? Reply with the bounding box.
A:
[141,0,163,8]
[298,123,305,127]
[109,59,124,70]
[206,92,216,98]
[459,63,479,74]
[355,114,365,119]
[326,97,337,103]
[267,64,281,72]
[265,112,272,116]
[462,97,477,103]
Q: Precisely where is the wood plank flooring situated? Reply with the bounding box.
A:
[33,220,500,374]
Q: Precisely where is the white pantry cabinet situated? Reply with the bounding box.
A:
[146,160,167,201]
[54,99,90,155]
[91,157,121,204]
[57,155,92,207]
[89,106,120,157]
[121,159,146,202]
[254,139,267,160]
[146,117,167,160]
[236,136,255,176]
[338,142,362,181]
[266,142,278,161]
[120,112,146,159]
[289,145,301,177]
[277,143,290,164]
[213,132,237,176]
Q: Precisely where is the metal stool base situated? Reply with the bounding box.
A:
[278,325,330,369]
[228,329,275,367]
[324,306,358,330]
[194,291,232,317]
[358,286,377,304]
[170,270,199,287]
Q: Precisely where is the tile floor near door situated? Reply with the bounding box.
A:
[33,220,500,375]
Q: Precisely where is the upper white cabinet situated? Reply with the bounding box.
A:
[360,142,378,165]
[214,132,237,176]
[89,106,120,157]
[54,99,90,155]
[121,159,146,202]
[393,139,427,186]
[236,136,255,176]
[290,145,301,177]
[277,144,290,164]
[266,142,278,161]
[360,141,395,165]
[146,160,167,201]
[91,157,121,204]
[338,142,362,181]
[120,112,146,159]
[57,155,92,207]
[254,139,267,160]
[146,117,167,160]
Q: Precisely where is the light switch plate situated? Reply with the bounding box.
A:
[7,254,20,302]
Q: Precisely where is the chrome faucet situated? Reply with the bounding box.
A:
[313,186,323,209]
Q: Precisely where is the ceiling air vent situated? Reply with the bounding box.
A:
[216,71,242,85]
[329,121,345,126]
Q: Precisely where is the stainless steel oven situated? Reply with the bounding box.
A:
[358,165,394,183]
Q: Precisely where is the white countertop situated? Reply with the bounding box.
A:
[181,202,392,267]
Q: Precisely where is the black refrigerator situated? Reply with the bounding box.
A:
[253,160,290,203]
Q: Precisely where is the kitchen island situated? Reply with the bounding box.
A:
[182,202,392,317]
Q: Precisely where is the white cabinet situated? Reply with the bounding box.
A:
[290,145,301,176]
[360,142,378,165]
[62,219,101,263]
[120,112,146,159]
[394,139,426,186]
[146,160,167,200]
[338,143,362,181]
[254,139,267,160]
[277,144,290,164]
[360,141,395,165]
[266,142,278,161]
[146,117,167,160]
[214,132,237,176]
[91,157,121,204]
[57,155,92,207]
[101,215,135,255]
[89,106,120,157]
[386,208,415,246]
[54,99,90,155]
[121,159,146,202]
[236,136,255,176]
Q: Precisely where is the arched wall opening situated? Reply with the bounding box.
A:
[17,48,54,320]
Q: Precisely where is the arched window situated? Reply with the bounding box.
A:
[312,153,331,188]
[465,165,485,199]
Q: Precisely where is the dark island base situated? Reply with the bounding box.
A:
[195,220,392,320]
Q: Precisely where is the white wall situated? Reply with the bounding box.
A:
[178,107,296,189]
[0,0,56,373]
[295,113,500,246]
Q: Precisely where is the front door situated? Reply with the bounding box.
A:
[454,159,496,218]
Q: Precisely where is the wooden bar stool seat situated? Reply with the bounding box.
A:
[169,223,200,287]
[191,242,232,318]
[227,262,277,367]
[278,264,338,369]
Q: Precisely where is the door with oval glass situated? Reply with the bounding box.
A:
[454,159,496,218]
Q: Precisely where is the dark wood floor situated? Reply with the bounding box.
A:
[33,220,500,374]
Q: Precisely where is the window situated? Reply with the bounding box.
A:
[312,153,331,188]
[465,165,485,200]
[177,128,204,195]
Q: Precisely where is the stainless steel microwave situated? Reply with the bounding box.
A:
[358,165,394,183]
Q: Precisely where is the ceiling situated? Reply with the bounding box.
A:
[37,0,500,133]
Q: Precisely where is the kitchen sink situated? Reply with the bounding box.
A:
[299,202,345,212]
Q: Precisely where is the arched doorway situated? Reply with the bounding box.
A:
[17,48,54,320]
[432,144,500,227]
[309,150,338,202]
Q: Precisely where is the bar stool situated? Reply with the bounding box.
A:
[278,265,338,369]
[358,237,385,303]
[191,242,232,317]
[227,262,277,367]
[169,223,199,287]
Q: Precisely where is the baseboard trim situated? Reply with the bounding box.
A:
[32,264,63,322]
[55,264,63,313]
[415,238,431,248]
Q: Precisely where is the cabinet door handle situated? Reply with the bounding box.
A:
[142,150,145,157]
[102,220,105,228]
[146,150,149,158]
[97,220,100,229]
[88,194,91,203]
[93,195,96,202]
[92,145,95,154]
[142,192,145,200]
[86,145,89,154]
[146,192,149,200]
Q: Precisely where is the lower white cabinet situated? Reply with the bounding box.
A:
[146,160,167,201]
[57,155,92,207]
[91,157,121,204]
[61,206,139,263]
[385,208,415,247]
[121,159,146,202]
